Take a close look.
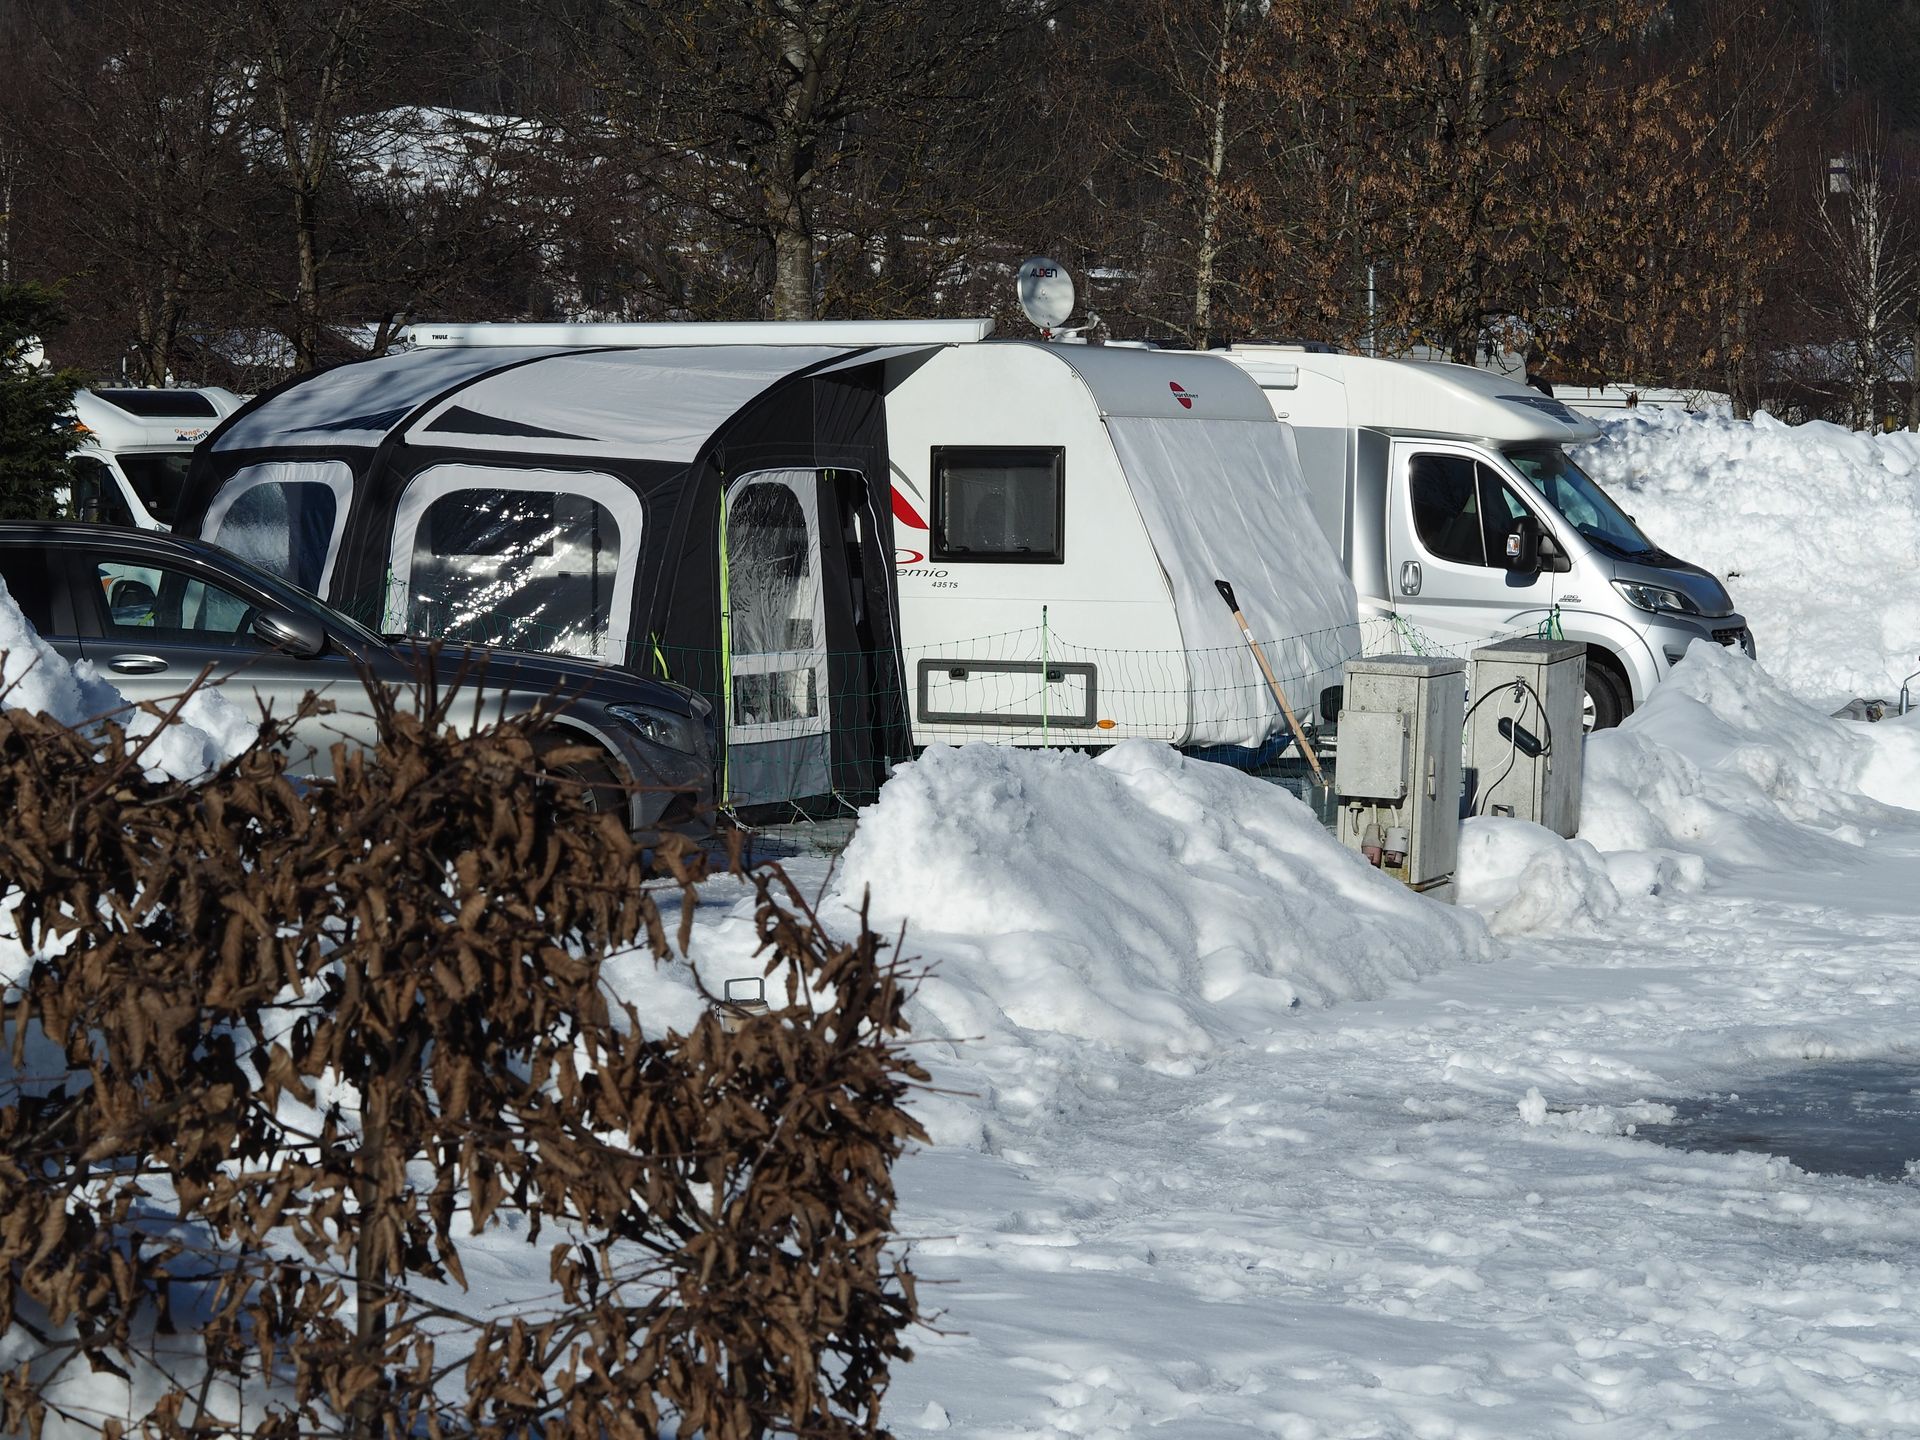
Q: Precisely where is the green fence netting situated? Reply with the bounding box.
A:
[342,585,1549,816]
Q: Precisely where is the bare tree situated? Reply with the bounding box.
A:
[1813,128,1916,428]
[584,0,1047,321]
[3,0,249,383]
[1090,0,1270,347]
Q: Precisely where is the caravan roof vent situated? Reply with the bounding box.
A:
[93,388,221,418]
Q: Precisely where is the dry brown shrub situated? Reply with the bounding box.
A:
[0,669,925,1439]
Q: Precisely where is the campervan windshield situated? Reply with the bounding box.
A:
[1505,445,1656,560]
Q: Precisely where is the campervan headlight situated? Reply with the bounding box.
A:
[1610,579,1701,616]
[608,703,702,755]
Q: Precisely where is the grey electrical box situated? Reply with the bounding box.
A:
[1336,655,1466,900]
[1467,639,1586,837]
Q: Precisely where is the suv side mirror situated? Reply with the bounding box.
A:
[1505,515,1543,573]
[252,608,327,658]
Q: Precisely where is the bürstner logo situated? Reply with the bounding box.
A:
[1169,381,1196,409]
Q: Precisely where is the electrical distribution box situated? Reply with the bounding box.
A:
[1336,655,1466,900]
[1466,639,1586,837]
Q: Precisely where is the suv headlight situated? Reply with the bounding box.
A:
[1611,579,1701,616]
[608,703,701,755]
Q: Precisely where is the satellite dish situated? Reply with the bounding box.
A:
[1017,257,1076,332]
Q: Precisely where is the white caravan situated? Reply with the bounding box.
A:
[70,387,248,529]
[1217,347,1752,727]
[881,341,1359,751]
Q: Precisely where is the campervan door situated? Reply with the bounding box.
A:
[883,342,1358,750]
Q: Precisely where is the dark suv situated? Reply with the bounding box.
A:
[0,523,716,834]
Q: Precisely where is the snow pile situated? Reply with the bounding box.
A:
[1582,640,1920,861]
[1583,407,1920,705]
[1460,643,1920,931]
[1455,816,1707,935]
[833,740,1491,1060]
[0,579,253,778]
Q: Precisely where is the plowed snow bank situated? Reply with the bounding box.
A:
[1585,408,1920,705]
[1461,642,1920,932]
[834,739,1491,1058]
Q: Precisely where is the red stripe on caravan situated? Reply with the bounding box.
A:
[891,487,929,531]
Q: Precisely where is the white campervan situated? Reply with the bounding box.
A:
[883,341,1358,752]
[1217,347,1752,727]
[70,387,248,529]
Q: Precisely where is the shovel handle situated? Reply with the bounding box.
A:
[1213,576,1327,787]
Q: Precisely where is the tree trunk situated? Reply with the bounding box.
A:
[771,220,814,321]
[1909,296,1919,431]
[292,189,323,371]
[1446,3,1501,369]
[766,13,820,322]
[1190,0,1239,349]
[261,6,357,373]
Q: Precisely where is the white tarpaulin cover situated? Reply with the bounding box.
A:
[1106,416,1360,747]
[404,346,849,463]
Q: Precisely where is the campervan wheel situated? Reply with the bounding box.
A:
[1583,654,1632,732]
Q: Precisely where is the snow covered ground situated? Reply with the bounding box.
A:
[15,401,1920,1434]
[1585,408,1920,708]
[653,643,1920,1438]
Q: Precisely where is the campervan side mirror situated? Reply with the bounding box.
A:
[1538,531,1572,574]
[252,607,327,658]
[108,579,157,621]
[1505,515,1543,573]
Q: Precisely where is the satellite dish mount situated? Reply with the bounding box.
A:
[1018,257,1092,340]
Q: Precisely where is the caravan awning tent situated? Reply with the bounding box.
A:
[174,342,927,808]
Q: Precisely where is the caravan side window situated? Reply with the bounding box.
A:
[931,447,1064,563]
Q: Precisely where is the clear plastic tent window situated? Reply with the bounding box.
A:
[405,488,623,660]
[204,460,356,595]
[215,483,338,591]
[722,468,834,807]
[728,475,826,728]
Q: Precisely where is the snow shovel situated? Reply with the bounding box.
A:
[1214,579,1328,788]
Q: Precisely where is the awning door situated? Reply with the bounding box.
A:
[723,468,832,806]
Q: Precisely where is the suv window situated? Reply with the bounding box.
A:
[0,548,56,633]
[88,558,260,646]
